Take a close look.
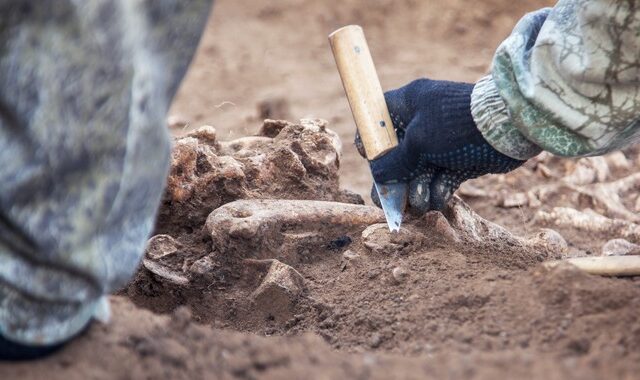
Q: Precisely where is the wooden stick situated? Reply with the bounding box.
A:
[329,25,398,160]
[544,256,640,276]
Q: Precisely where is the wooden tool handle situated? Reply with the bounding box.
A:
[329,25,398,160]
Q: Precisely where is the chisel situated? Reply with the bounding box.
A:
[329,25,407,232]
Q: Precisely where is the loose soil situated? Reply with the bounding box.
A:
[3,0,640,379]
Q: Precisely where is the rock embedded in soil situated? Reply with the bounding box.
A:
[528,228,568,255]
[361,224,424,255]
[249,259,306,322]
[342,250,359,261]
[145,234,182,260]
[392,266,409,284]
[602,238,640,256]
[188,256,218,279]
[369,333,384,348]
[340,249,361,271]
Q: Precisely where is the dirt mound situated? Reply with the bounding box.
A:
[3,297,629,380]
[118,121,640,378]
[157,118,360,234]
[1,118,636,379]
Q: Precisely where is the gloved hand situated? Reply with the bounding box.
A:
[355,78,525,214]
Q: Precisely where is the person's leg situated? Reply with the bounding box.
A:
[0,322,93,361]
[0,0,212,349]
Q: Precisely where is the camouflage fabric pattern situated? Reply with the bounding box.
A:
[471,0,640,159]
[0,0,212,345]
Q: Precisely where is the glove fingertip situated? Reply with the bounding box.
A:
[408,171,439,215]
[428,173,464,211]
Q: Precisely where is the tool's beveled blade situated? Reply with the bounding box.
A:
[373,181,407,232]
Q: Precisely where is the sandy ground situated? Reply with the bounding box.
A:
[4,0,640,379]
[170,0,555,196]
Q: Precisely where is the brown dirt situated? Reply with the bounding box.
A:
[7,119,640,379]
[0,297,630,380]
[4,0,640,379]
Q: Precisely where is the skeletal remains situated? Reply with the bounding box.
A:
[142,120,640,291]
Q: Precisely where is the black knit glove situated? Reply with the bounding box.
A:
[356,79,525,214]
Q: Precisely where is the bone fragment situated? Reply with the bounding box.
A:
[248,259,306,322]
[601,239,640,256]
[206,199,384,261]
[536,208,640,242]
[142,259,190,286]
[145,234,181,260]
[361,223,424,255]
[544,256,640,277]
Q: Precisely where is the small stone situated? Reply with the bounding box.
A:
[340,250,360,271]
[530,229,568,256]
[187,125,217,144]
[602,239,640,256]
[251,260,306,322]
[336,189,365,205]
[499,192,528,208]
[189,256,217,276]
[369,333,383,348]
[392,266,409,283]
[145,235,181,260]
[167,114,190,129]
[342,250,360,261]
[361,224,422,255]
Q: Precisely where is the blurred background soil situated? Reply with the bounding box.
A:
[170,0,554,198]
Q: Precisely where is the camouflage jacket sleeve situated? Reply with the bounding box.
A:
[0,0,212,345]
[470,0,640,160]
